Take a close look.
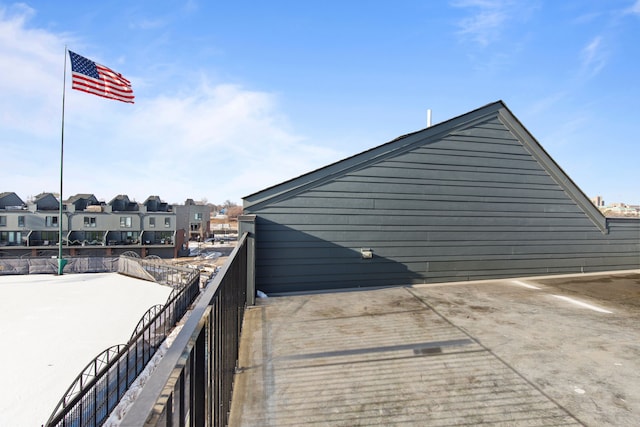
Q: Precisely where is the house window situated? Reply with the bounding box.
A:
[41,231,58,244]
[164,217,171,228]
[149,217,156,228]
[159,231,173,244]
[84,217,97,228]
[85,231,102,243]
[195,212,203,220]
[124,231,139,244]
[18,216,25,227]
[0,216,6,226]
[0,231,22,246]
[0,231,19,244]
[120,216,132,228]
[45,216,58,227]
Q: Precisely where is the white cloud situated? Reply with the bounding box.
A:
[526,91,569,116]
[627,0,640,15]
[580,35,607,79]
[60,82,343,203]
[76,82,342,204]
[183,0,199,14]
[451,0,510,46]
[129,18,166,30]
[0,5,342,205]
[451,0,539,48]
[0,4,71,137]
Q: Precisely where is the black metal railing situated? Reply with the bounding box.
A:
[118,254,199,289]
[45,263,201,427]
[120,232,249,426]
[138,257,199,288]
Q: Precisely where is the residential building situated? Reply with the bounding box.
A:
[0,192,28,247]
[0,193,185,258]
[174,199,211,242]
[242,100,640,294]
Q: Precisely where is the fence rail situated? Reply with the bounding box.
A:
[44,259,201,427]
[121,255,198,288]
[120,232,249,426]
[0,255,119,275]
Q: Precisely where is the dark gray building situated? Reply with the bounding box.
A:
[242,101,640,294]
[0,192,24,209]
[174,199,211,242]
[30,192,59,211]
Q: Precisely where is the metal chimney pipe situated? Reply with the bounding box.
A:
[427,109,432,127]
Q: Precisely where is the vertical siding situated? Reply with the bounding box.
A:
[247,116,640,294]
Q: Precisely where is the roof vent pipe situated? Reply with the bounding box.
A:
[427,109,432,127]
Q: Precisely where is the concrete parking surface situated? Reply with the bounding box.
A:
[229,270,640,426]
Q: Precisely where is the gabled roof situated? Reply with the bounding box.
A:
[109,194,139,211]
[243,100,607,232]
[66,193,97,203]
[65,194,100,211]
[143,196,171,212]
[0,192,25,209]
[109,194,130,203]
[34,192,57,201]
[31,192,60,210]
[144,195,162,203]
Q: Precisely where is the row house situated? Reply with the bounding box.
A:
[0,192,187,258]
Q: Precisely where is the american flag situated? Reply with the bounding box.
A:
[68,51,134,104]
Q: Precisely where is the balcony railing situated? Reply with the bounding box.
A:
[44,260,201,427]
[120,231,250,426]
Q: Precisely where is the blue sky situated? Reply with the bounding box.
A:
[1,1,639,205]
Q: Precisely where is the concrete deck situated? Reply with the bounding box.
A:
[229,271,640,426]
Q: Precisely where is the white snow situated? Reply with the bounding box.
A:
[0,272,173,427]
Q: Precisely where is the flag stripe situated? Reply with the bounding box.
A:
[96,64,131,85]
[71,74,134,97]
[71,73,135,101]
[68,50,135,104]
[71,81,135,103]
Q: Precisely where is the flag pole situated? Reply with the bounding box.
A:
[58,46,68,275]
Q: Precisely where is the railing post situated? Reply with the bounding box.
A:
[238,215,256,306]
[193,326,206,426]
